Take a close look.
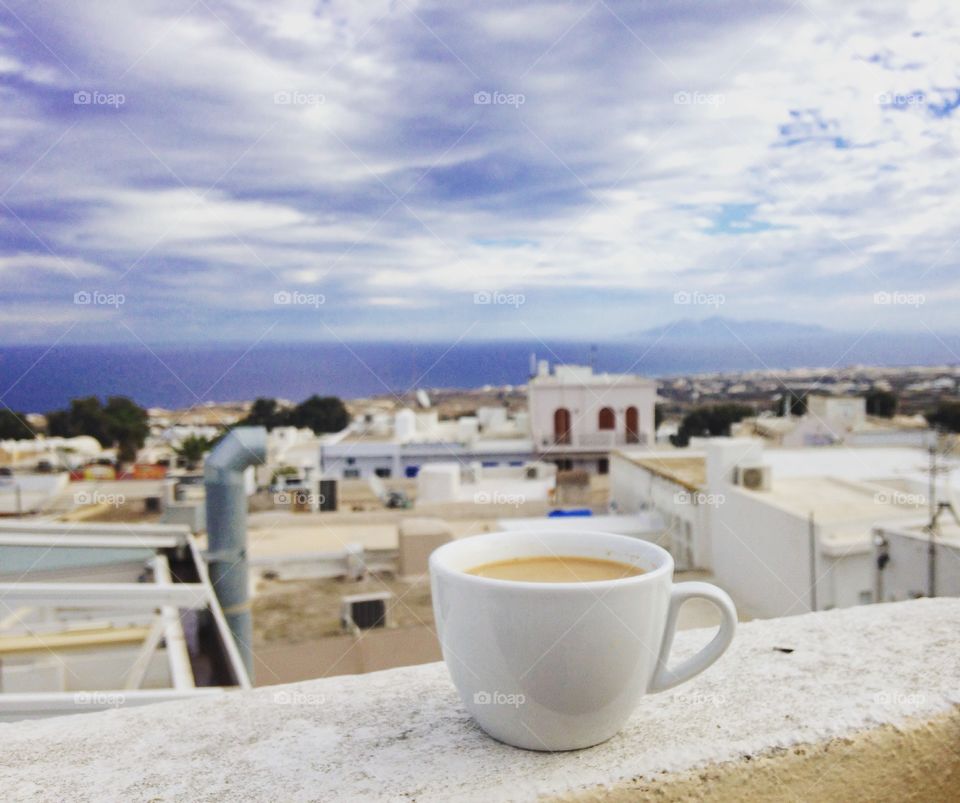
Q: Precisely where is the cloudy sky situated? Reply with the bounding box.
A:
[2,0,959,345]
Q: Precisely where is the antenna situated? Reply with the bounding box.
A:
[922,439,958,597]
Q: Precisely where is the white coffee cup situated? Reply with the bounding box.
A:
[430,530,736,751]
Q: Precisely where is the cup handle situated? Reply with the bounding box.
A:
[648,581,737,693]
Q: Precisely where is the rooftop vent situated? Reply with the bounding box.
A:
[736,464,772,491]
[341,592,392,632]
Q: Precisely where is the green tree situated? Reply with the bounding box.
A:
[0,409,35,440]
[104,397,149,464]
[654,403,665,431]
[239,398,283,429]
[864,389,898,418]
[174,435,214,470]
[670,403,754,447]
[45,396,148,463]
[925,400,960,433]
[287,395,349,433]
[48,396,111,444]
[44,409,71,437]
[238,395,349,433]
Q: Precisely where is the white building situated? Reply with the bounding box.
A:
[259,426,321,486]
[0,473,70,515]
[874,520,960,602]
[320,408,533,480]
[609,449,711,570]
[527,361,657,474]
[734,396,934,449]
[0,435,103,471]
[611,438,954,618]
[415,461,556,505]
[806,394,866,433]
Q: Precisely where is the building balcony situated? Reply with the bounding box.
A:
[576,431,618,448]
[543,431,647,450]
[4,597,958,801]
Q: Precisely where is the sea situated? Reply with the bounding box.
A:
[1,333,957,412]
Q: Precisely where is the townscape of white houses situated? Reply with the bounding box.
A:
[1,360,959,721]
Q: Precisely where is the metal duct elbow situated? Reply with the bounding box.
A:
[205,426,267,484]
[204,426,267,680]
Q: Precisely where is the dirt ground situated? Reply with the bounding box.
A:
[251,567,738,649]
[253,571,435,646]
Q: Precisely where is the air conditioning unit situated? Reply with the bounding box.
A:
[341,592,392,632]
[736,464,772,491]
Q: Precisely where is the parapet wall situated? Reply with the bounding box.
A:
[4,598,960,802]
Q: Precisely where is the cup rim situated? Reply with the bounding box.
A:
[429,529,674,591]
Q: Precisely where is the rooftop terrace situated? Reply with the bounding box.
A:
[740,475,926,526]
[4,598,958,801]
[614,449,707,491]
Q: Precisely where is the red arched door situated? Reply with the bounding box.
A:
[626,406,640,443]
[598,407,615,430]
[553,408,572,444]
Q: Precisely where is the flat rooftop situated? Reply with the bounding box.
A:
[333,431,396,444]
[329,435,531,449]
[530,373,656,386]
[615,450,706,491]
[738,476,927,551]
[246,512,513,555]
[619,444,960,496]
[763,446,956,487]
[879,519,960,549]
[746,476,924,524]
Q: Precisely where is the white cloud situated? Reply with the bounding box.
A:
[2,0,960,340]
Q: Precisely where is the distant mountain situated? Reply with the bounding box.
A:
[638,316,831,340]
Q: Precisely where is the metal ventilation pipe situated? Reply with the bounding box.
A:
[204,426,266,679]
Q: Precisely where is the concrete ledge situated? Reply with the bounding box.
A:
[581,712,960,802]
[5,598,960,802]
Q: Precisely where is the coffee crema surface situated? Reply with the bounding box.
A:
[466,555,644,583]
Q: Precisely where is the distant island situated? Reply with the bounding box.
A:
[637,316,831,340]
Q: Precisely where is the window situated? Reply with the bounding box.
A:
[556,458,574,471]
[343,468,360,479]
[374,467,391,478]
[553,408,572,444]
[598,458,609,474]
[858,590,873,605]
[346,457,356,465]
[626,406,640,443]
[405,465,420,478]
[598,407,615,430]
